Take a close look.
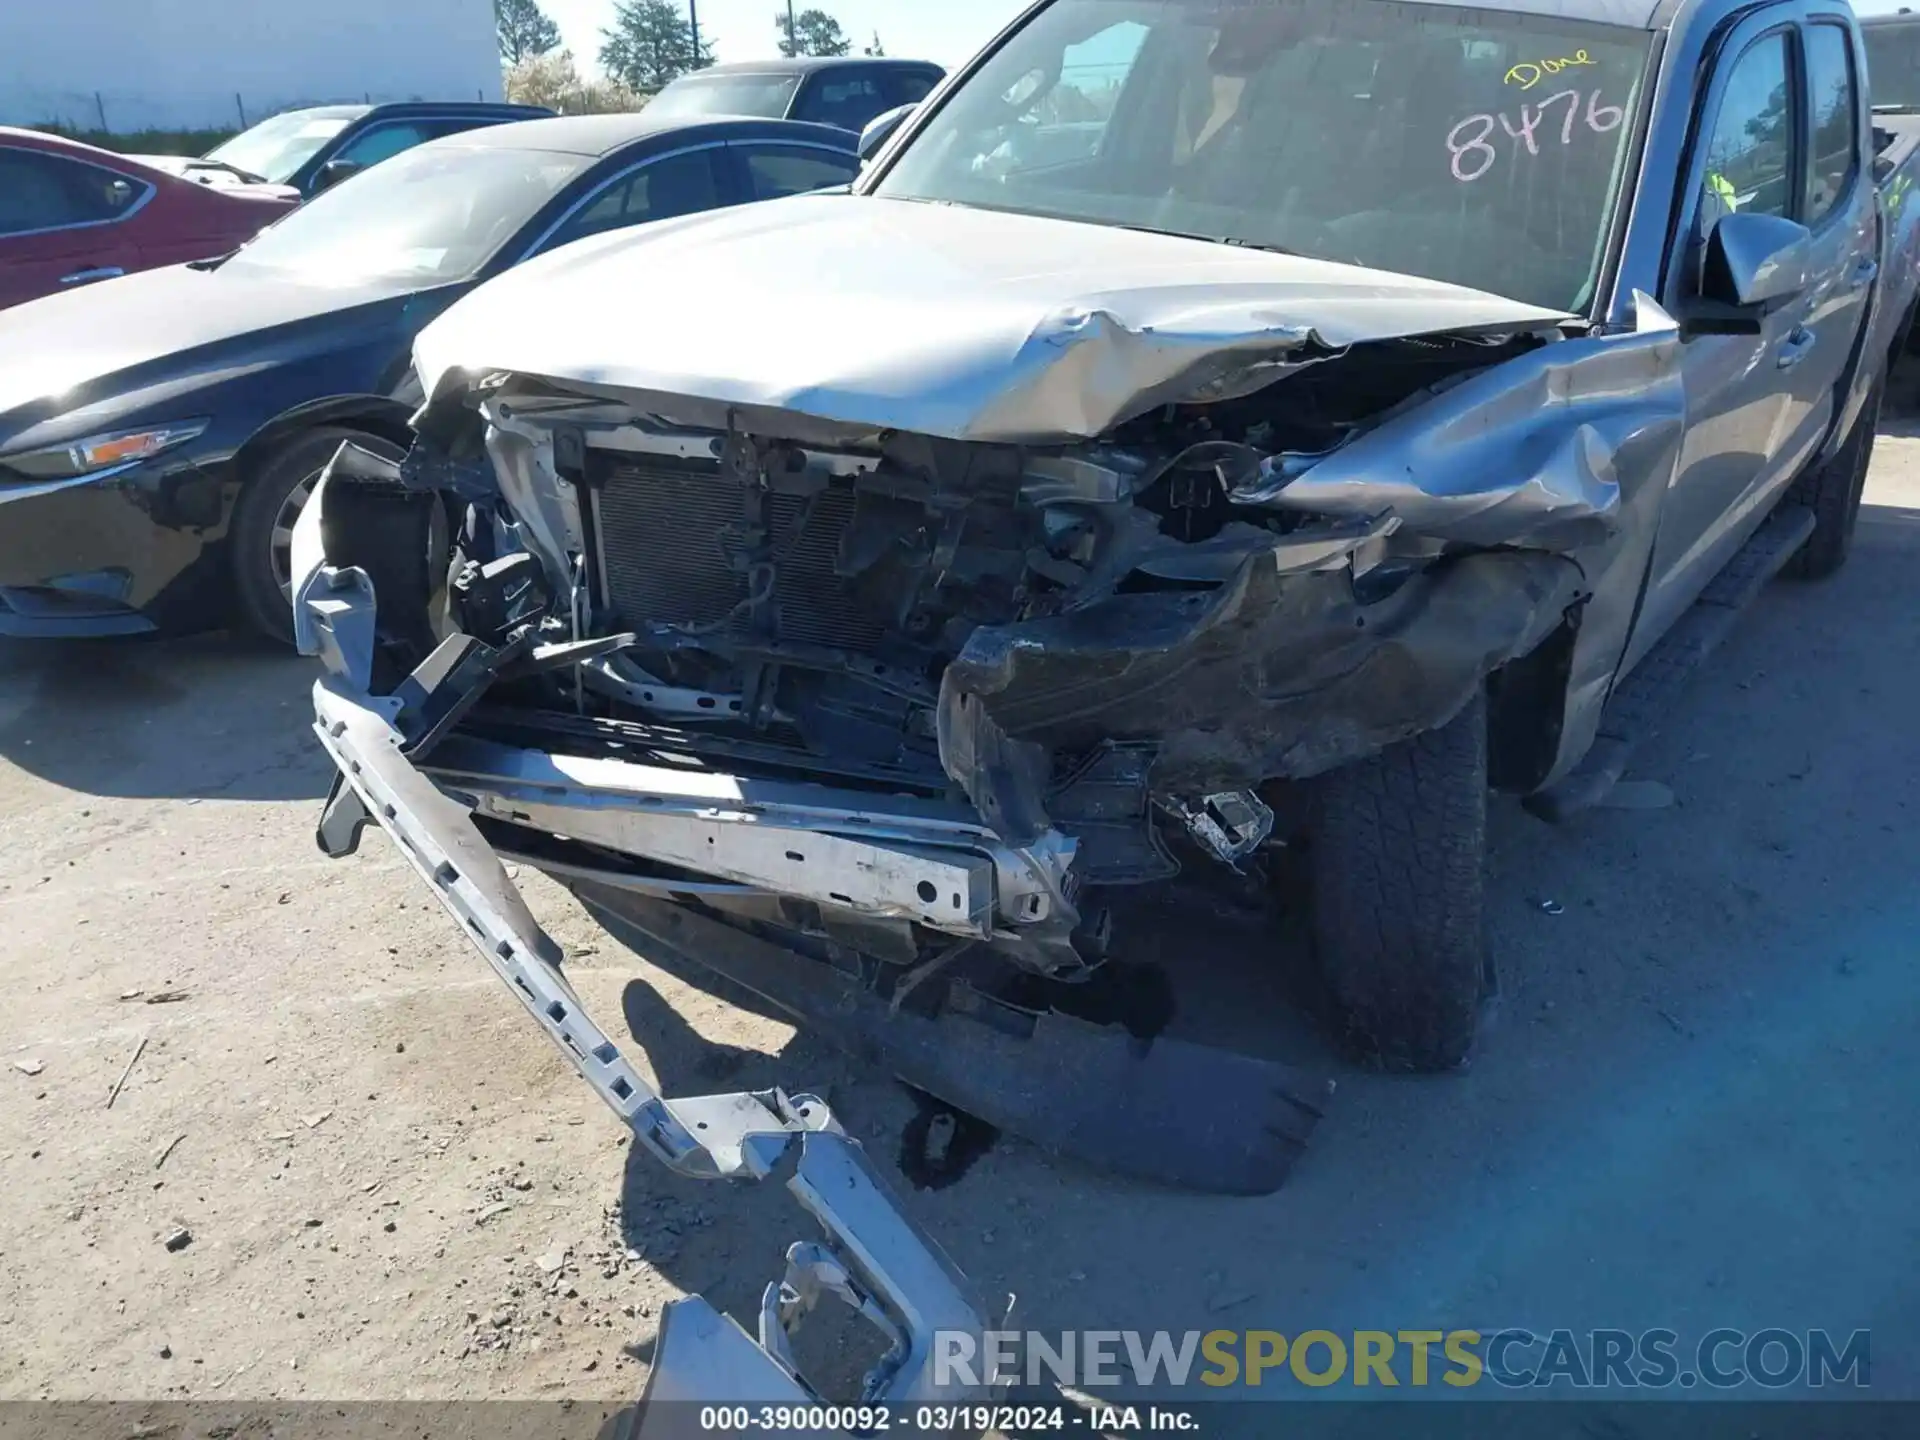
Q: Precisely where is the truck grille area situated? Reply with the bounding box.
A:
[589,451,887,652]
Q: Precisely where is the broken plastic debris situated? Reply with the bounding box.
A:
[1539,899,1566,915]
[12,1059,43,1077]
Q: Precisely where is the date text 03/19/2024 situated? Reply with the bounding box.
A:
[694,1404,1203,1432]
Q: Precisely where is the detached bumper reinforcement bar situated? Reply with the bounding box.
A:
[305,616,993,1424]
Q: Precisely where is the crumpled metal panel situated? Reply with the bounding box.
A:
[944,546,1585,790]
[411,194,1571,445]
[1235,297,1685,551]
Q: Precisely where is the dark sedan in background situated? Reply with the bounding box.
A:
[646,56,944,132]
[0,113,859,641]
[134,101,554,198]
[0,128,296,309]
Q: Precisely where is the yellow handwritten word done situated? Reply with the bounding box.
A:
[1506,51,1597,89]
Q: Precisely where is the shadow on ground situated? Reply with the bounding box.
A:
[0,631,330,801]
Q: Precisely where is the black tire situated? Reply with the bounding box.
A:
[1308,692,1489,1073]
[230,425,403,643]
[1785,372,1882,582]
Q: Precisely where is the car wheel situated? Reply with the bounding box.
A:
[231,426,404,643]
[1307,692,1489,1073]
[1785,371,1882,582]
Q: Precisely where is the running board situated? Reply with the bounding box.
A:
[1526,503,1815,822]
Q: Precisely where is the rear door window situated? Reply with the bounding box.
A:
[742,144,858,200]
[1804,23,1859,225]
[542,149,728,250]
[1864,20,1920,111]
[792,72,891,130]
[0,148,147,236]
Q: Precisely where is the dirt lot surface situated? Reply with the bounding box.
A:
[2,420,1917,1422]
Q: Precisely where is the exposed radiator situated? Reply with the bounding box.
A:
[589,451,886,652]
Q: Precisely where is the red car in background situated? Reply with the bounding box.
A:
[0,128,297,310]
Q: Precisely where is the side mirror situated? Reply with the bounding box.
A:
[313,158,363,193]
[858,104,915,163]
[1701,211,1812,311]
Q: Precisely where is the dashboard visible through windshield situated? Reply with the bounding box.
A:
[873,0,1653,312]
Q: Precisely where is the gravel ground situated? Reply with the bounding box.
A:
[1,419,1917,1419]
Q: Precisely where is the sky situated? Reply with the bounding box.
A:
[543,0,1033,75]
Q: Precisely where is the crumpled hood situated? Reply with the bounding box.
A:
[413,194,1570,444]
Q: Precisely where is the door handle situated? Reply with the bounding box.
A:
[1776,325,1816,370]
[1850,258,1879,292]
[59,266,125,286]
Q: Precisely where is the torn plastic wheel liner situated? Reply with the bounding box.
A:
[304,667,998,1423]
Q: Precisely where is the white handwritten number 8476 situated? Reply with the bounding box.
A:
[1448,89,1623,183]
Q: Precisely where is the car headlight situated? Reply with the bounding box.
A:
[1,420,211,481]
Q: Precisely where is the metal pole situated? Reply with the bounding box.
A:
[787,0,797,54]
[688,0,701,64]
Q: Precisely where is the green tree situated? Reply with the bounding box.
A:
[774,8,852,58]
[863,30,886,57]
[602,0,715,93]
[506,50,645,114]
[496,0,561,64]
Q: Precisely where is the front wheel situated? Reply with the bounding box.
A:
[1307,693,1489,1072]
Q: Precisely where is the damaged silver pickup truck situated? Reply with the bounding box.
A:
[291,0,1920,1420]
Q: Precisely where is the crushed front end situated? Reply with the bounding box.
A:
[292,256,1684,1420]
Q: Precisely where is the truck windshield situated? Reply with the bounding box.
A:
[874,0,1653,312]
[207,111,357,184]
[647,73,803,119]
